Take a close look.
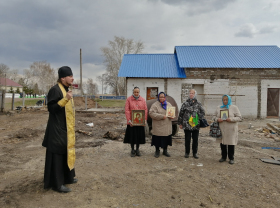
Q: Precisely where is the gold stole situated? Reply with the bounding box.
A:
[57,82,76,170]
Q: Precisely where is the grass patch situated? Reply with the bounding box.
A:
[5,99,43,109]
[96,99,125,108]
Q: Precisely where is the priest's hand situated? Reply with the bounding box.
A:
[66,91,73,100]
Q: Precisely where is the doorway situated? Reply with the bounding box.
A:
[267,88,279,117]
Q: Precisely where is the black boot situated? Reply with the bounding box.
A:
[193,153,199,159]
[154,150,160,158]
[184,153,189,158]
[136,149,141,156]
[53,185,71,193]
[163,149,170,157]
[131,150,136,157]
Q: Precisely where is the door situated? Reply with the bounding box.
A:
[267,88,279,117]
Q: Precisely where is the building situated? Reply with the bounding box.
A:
[118,45,280,118]
[0,77,23,93]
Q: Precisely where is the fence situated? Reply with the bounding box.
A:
[73,95,126,100]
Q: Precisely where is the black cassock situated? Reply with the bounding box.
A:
[42,84,75,189]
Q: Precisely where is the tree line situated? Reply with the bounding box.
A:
[0,61,99,95]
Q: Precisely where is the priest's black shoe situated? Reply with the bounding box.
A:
[68,178,78,184]
[54,185,71,193]
[193,154,199,159]
[184,153,189,158]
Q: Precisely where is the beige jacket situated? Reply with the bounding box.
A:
[149,101,173,136]
[213,105,242,145]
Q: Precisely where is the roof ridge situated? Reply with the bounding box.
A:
[175,45,278,47]
[124,53,174,55]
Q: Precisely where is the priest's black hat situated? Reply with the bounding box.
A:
[58,66,73,78]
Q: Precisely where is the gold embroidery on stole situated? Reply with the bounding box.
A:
[58,83,76,170]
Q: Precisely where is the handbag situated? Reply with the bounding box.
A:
[209,121,222,138]
[199,119,209,128]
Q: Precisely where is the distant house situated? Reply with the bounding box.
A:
[0,77,23,93]
[118,45,280,118]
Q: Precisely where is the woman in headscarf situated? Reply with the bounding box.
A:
[213,95,242,164]
[124,87,148,157]
[178,89,205,159]
[149,92,174,158]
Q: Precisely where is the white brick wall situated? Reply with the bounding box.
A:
[127,78,165,100]
[127,78,270,118]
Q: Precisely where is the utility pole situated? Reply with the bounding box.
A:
[102,74,105,101]
[80,48,83,95]
[5,73,7,92]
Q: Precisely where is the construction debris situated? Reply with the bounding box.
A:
[86,123,94,127]
[76,129,92,136]
[267,123,280,135]
[103,131,121,140]
[260,157,280,165]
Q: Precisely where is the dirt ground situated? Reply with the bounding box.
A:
[0,102,280,208]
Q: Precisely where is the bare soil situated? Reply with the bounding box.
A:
[0,105,280,208]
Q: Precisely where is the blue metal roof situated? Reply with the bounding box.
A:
[118,54,186,78]
[175,46,280,68]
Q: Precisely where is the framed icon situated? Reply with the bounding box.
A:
[132,110,145,126]
[166,106,175,118]
[220,109,229,120]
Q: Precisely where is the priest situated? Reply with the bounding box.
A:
[42,66,77,193]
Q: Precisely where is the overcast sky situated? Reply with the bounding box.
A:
[1,0,279,89]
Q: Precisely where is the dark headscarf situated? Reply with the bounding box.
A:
[58,66,73,78]
[158,92,167,110]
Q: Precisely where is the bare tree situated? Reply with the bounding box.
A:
[29,61,57,93]
[0,63,9,77]
[100,36,144,95]
[6,69,19,81]
[23,68,35,87]
[0,64,19,82]
[85,78,99,95]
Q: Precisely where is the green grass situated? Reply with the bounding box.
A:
[96,99,125,108]
[5,99,43,109]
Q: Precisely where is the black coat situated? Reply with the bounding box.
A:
[42,84,69,154]
[178,98,205,131]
